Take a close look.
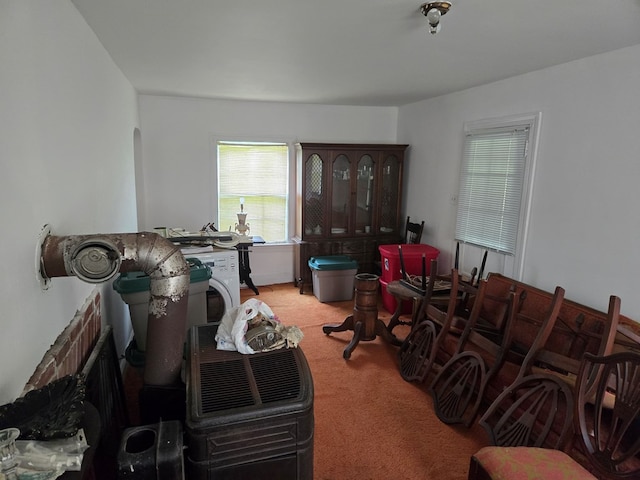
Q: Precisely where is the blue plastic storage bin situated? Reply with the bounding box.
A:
[308,256,358,302]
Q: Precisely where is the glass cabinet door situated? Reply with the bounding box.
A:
[380,154,401,234]
[304,153,325,236]
[331,154,351,234]
[355,154,375,234]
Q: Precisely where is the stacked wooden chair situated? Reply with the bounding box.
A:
[391,243,634,477]
[397,259,463,382]
[387,242,485,340]
[469,351,640,479]
[478,292,621,450]
[398,250,507,382]
[429,277,566,427]
[382,217,425,337]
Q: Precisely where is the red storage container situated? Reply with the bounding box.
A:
[378,244,440,283]
[378,244,440,314]
[379,278,402,315]
[381,278,427,315]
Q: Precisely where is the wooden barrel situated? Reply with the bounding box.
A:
[353,273,380,340]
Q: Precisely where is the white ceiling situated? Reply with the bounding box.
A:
[71,0,640,107]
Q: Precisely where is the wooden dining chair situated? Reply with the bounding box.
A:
[398,260,463,382]
[385,244,434,338]
[453,242,488,285]
[478,295,622,450]
[373,216,423,277]
[450,242,487,318]
[468,351,640,479]
[477,373,575,450]
[430,276,568,428]
[429,280,524,427]
[403,216,424,244]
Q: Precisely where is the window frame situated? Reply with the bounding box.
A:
[214,138,294,243]
[455,112,541,279]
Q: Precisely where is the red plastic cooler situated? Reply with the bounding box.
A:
[378,244,440,314]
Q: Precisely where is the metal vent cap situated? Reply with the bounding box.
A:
[69,239,121,283]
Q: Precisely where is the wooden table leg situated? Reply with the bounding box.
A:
[323,314,364,359]
[386,298,404,334]
[377,319,402,346]
[323,274,404,358]
[323,313,403,356]
[237,246,259,295]
[342,318,363,359]
[322,314,354,335]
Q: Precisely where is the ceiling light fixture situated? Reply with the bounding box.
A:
[420,1,452,35]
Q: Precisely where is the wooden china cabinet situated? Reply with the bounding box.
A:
[293,142,408,293]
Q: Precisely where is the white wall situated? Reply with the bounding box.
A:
[249,243,296,287]
[0,1,139,404]
[138,96,399,230]
[138,96,399,284]
[398,44,640,320]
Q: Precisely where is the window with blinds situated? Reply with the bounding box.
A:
[217,142,289,242]
[455,125,530,255]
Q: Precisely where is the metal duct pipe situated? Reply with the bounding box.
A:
[39,231,190,386]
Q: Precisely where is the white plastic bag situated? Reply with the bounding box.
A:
[215,298,277,354]
[215,298,304,353]
[13,429,89,479]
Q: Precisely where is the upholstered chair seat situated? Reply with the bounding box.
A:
[470,446,596,480]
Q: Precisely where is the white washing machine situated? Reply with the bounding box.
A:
[185,249,241,322]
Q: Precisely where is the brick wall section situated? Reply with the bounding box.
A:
[23,290,102,394]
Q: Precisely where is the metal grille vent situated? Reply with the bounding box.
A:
[249,349,301,404]
[199,360,254,413]
[198,349,302,415]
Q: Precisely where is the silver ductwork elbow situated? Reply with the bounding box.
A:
[38,229,190,386]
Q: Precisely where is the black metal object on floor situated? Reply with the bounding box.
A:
[81,326,131,480]
[117,420,184,479]
[185,324,314,480]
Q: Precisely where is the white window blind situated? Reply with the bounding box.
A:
[217,142,289,242]
[455,126,529,255]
